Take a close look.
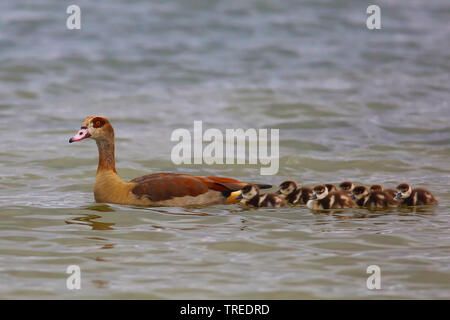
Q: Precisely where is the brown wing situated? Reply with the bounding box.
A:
[131,173,209,201]
[130,173,263,202]
[206,176,272,191]
[205,176,249,192]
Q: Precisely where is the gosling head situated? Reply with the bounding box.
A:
[325,184,337,192]
[277,180,298,196]
[396,183,411,200]
[69,116,114,143]
[339,181,354,192]
[310,185,328,200]
[240,184,260,200]
[352,185,369,200]
[370,184,384,192]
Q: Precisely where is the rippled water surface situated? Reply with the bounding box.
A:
[0,0,449,299]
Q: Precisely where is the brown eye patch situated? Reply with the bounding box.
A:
[353,186,366,194]
[313,185,326,193]
[397,183,409,190]
[370,184,382,192]
[92,117,105,128]
[339,182,352,190]
[280,181,295,189]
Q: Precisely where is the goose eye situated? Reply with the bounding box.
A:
[92,118,105,128]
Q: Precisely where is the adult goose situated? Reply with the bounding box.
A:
[69,116,271,207]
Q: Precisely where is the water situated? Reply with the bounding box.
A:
[0,0,449,299]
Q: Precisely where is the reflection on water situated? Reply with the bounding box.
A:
[85,205,116,213]
[92,280,109,289]
[396,206,437,215]
[148,207,214,217]
[66,214,116,231]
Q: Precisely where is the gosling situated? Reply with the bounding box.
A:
[238,184,287,208]
[352,185,397,208]
[307,184,356,210]
[395,183,438,206]
[277,180,313,205]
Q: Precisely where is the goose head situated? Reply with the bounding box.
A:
[339,181,354,192]
[69,116,114,143]
[352,185,369,200]
[239,184,260,200]
[396,183,411,200]
[310,185,328,200]
[277,180,297,196]
[369,184,383,192]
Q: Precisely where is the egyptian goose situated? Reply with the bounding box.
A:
[351,186,397,208]
[307,184,356,210]
[237,184,286,208]
[277,180,312,205]
[69,116,271,207]
[369,184,397,198]
[395,183,438,206]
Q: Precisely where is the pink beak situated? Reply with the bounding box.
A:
[69,128,91,143]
